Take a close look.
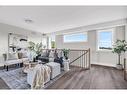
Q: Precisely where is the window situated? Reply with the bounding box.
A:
[64,33,87,43]
[48,35,56,49]
[42,37,47,49]
[97,29,114,50]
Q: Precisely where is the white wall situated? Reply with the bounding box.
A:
[0,23,42,63]
[55,19,126,67]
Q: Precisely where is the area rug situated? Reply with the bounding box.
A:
[0,68,30,89]
[0,68,66,89]
[0,78,10,89]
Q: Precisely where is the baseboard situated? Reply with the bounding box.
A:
[91,64,116,69]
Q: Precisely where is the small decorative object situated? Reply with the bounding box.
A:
[62,49,70,60]
[112,39,127,69]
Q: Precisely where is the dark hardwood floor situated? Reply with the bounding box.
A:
[46,65,127,89]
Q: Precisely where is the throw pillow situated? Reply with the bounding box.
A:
[41,50,47,57]
[54,50,59,59]
[22,52,28,58]
[7,53,18,60]
[49,50,55,58]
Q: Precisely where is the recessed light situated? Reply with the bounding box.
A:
[24,18,33,23]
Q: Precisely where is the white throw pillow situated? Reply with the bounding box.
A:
[49,50,54,58]
[41,50,47,57]
[7,53,18,60]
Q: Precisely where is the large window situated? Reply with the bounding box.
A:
[97,29,114,50]
[64,33,87,43]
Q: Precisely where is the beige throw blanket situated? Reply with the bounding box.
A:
[31,64,51,89]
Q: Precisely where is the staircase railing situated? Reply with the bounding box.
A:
[68,48,90,69]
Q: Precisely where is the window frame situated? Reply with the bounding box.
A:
[63,32,88,43]
[97,28,114,51]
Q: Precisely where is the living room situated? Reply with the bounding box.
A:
[0,6,127,90]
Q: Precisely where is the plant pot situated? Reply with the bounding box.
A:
[116,64,123,70]
[65,57,68,60]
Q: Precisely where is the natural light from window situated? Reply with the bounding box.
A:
[64,33,87,43]
[98,29,113,50]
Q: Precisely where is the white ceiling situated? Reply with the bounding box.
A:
[0,6,126,33]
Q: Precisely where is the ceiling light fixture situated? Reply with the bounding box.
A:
[42,33,46,36]
[24,18,33,23]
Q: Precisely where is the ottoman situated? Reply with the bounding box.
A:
[47,62,61,79]
[27,65,50,87]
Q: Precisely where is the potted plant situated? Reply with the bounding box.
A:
[112,39,127,69]
[51,41,55,48]
[28,41,42,61]
[62,49,70,60]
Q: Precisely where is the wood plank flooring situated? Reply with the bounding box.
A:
[46,65,127,89]
[0,65,127,89]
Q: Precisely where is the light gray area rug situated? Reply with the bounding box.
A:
[0,68,66,89]
[0,68,30,89]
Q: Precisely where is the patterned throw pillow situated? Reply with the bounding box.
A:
[54,50,59,59]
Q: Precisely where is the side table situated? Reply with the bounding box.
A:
[63,59,70,71]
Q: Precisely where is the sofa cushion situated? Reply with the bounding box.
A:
[57,51,63,58]
[54,50,59,59]
[6,59,22,65]
[49,58,54,62]
[22,52,28,58]
[22,58,29,62]
[49,50,54,58]
[7,53,18,60]
[41,50,47,57]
